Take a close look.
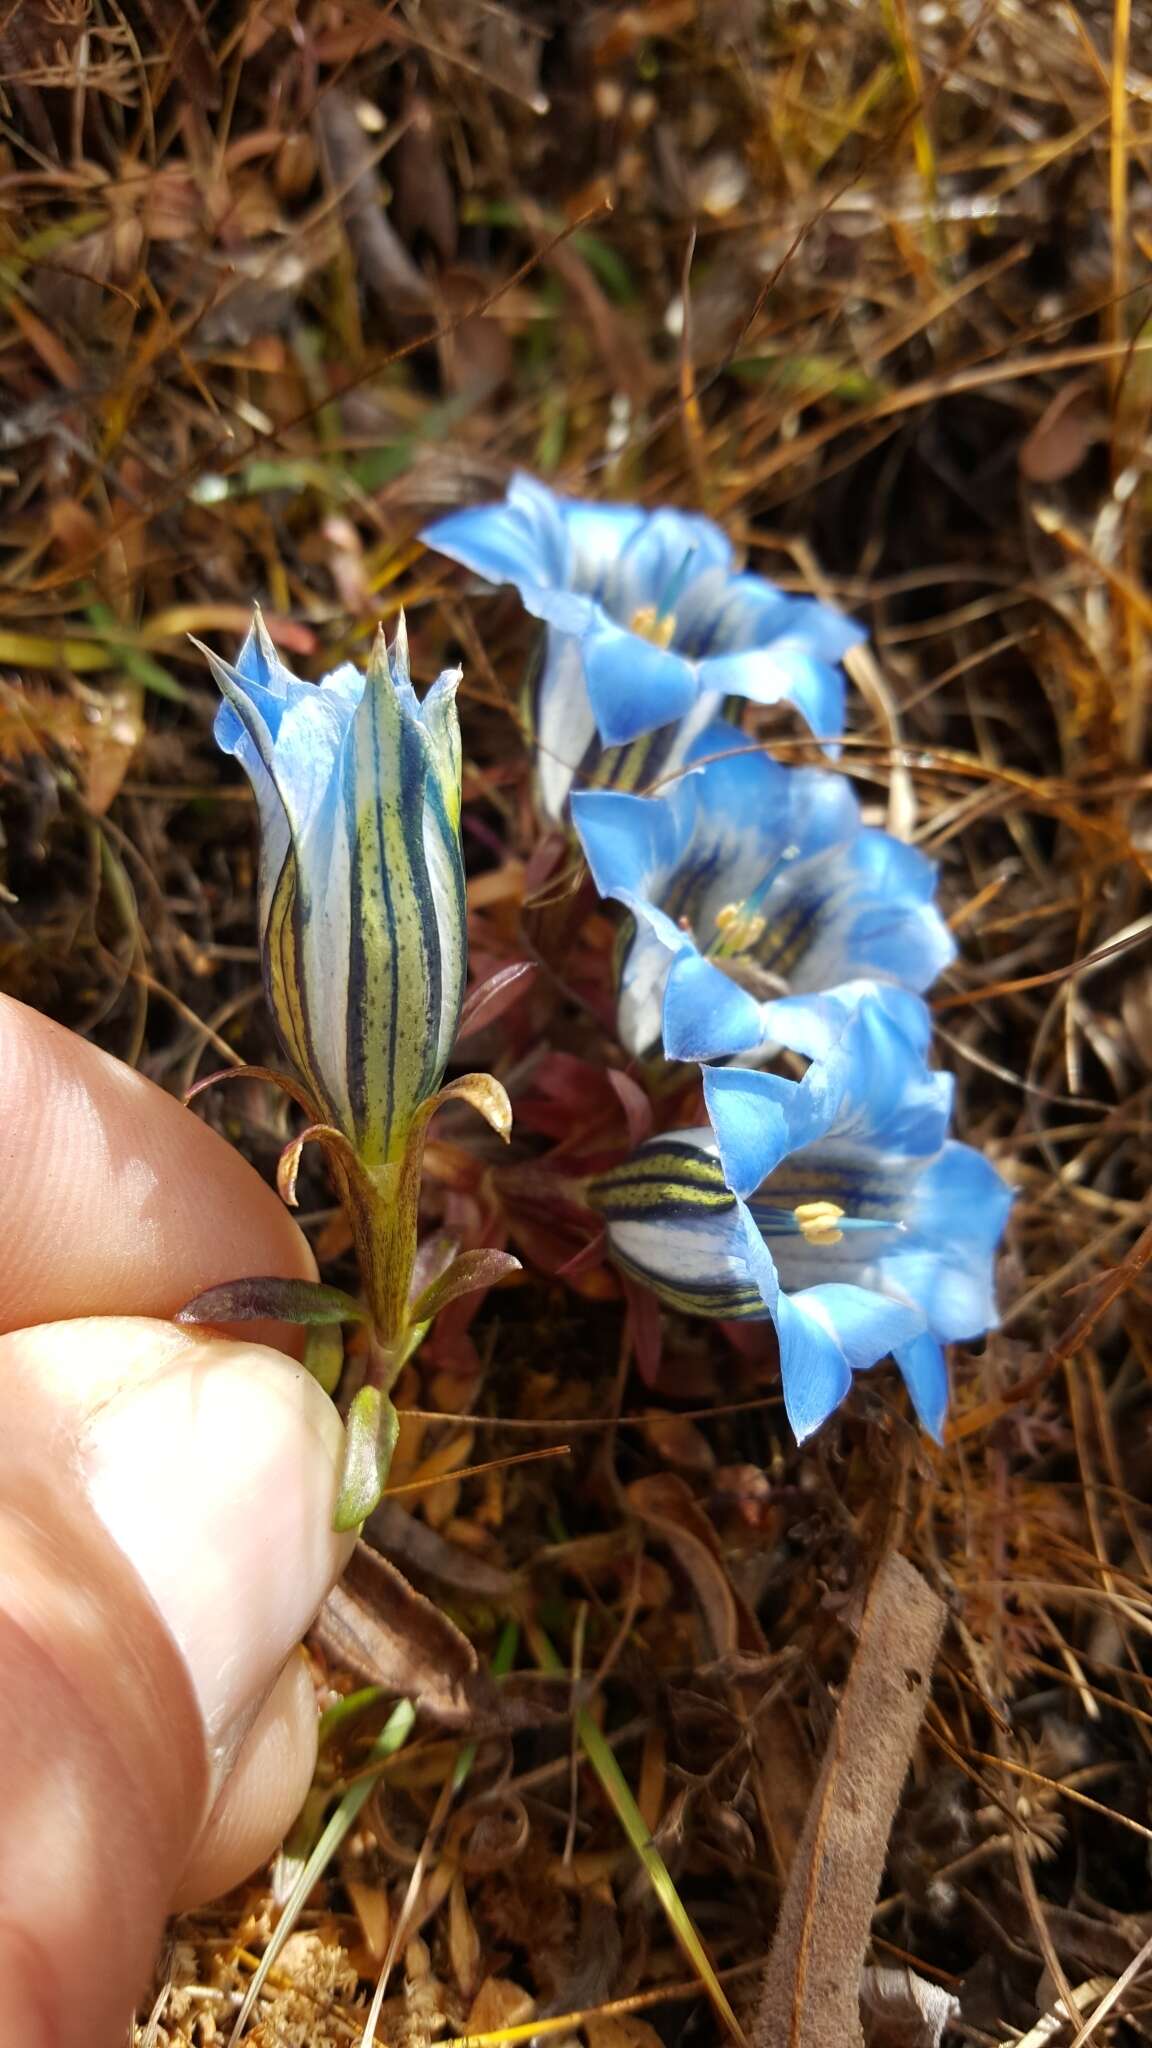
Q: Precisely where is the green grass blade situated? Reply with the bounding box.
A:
[227,1696,416,2045]
[530,1627,747,2045]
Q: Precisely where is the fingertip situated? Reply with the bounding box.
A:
[0,994,315,1332]
[0,1318,355,1775]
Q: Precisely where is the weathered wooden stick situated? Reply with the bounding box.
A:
[752,1552,946,2048]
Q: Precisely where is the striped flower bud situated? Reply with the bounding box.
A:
[203,610,466,1167]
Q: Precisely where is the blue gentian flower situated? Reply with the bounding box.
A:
[202,609,466,1168]
[570,741,955,1062]
[422,473,864,822]
[589,998,1011,1441]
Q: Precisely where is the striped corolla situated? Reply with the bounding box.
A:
[203,610,466,1168]
[421,473,864,822]
[588,998,1011,1442]
[571,741,956,1065]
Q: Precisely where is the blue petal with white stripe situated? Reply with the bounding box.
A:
[570,743,955,1062]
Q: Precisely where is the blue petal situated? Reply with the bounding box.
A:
[851,828,939,904]
[913,1140,1013,1255]
[603,506,734,623]
[698,646,846,750]
[583,624,699,746]
[843,832,957,988]
[761,982,934,1064]
[772,1290,853,1439]
[680,713,762,772]
[844,898,957,992]
[707,995,951,1184]
[563,498,673,598]
[663,950,766,1060]
[703,1064,799,1197]
[571,783,715,1056]
[880,1142,1013,1340]
[521,589,604,637]
[769,595,867,664]
[677,732,851,858]
[810,997,952,1160]
[421,471,570,594]
[892,1333,949,1441]
[679,730,792,830]
[776,1283,924,1440]
[570,782,697,901]
[232,619,293,725]
[718,579,867,664]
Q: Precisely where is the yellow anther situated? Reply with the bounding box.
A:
[629,604,677,649]
[793,1200,845,1246]
[714,902,767,955]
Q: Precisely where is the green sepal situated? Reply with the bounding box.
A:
[410,1248,521,1324]
[303,1323,344,1396]
[334,1386,400,1531]
[175,1275,369,1328]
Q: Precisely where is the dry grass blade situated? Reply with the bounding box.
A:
[1065,1927,1152,2048]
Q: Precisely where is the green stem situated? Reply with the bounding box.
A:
[335,1125,427,1358]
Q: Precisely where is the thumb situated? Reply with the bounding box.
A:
[0,1317,354,2048]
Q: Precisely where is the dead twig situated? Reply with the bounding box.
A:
[751,1554,946,2048]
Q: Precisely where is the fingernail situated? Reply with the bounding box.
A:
[79,1333,352,1781]
[0,1923,57,2048]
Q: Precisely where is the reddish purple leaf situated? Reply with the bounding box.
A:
[175,1275,368,1327]
[606,1067,654,1149]
[411,1248,522,1323]
[456,960,538,1042]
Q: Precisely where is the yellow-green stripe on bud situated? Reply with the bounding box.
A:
[588,1132,772,1319]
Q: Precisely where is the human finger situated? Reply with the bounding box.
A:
[0,1317,354,2047]
[172,1653,319,1909]
[0,993,313,1335]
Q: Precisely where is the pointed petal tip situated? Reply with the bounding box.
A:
[390,609,411,678]
[251,600,275,651]
[427,663,463,703]
[366,623,391,678]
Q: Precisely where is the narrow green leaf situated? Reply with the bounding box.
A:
[228,1698,415,2046]
[317,1685,384,1748]
[334,1387,399,1531]
[84,602,187,700]
[531,1625,746,2045]
[175,1275,368,1328]
[410,1248,521,1324]
[569,229,637,303]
